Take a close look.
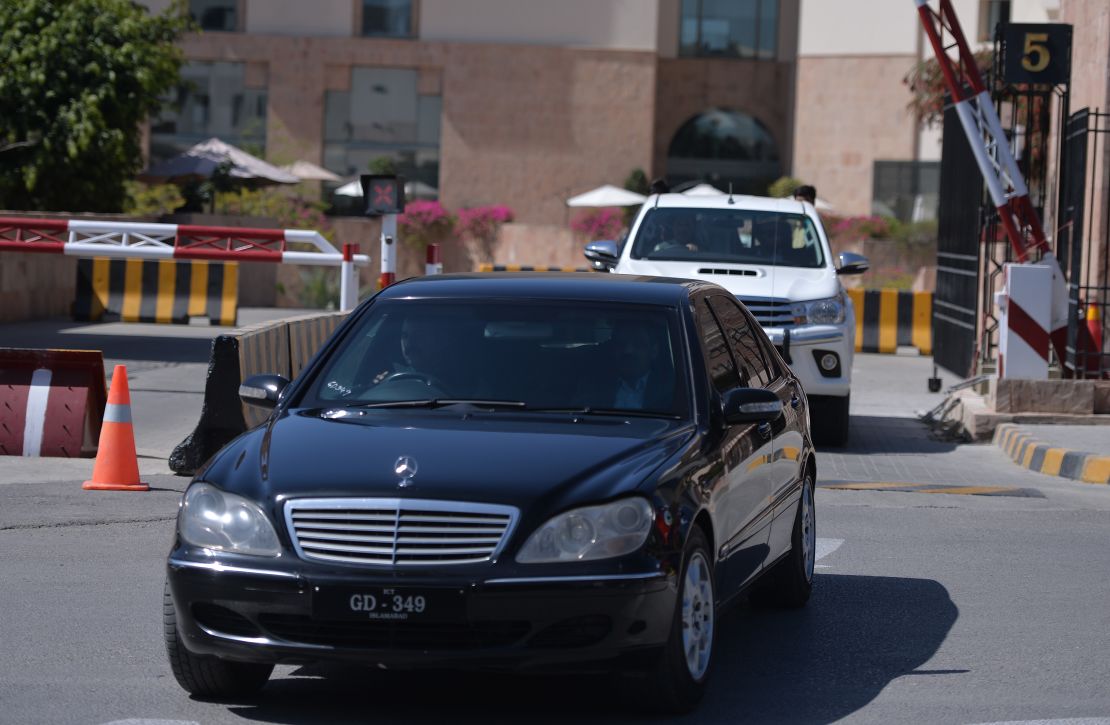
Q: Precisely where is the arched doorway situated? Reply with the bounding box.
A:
[666,109,781,194]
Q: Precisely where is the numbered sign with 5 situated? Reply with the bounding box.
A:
[1003,23,1072,86]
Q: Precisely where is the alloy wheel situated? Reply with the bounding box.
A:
[681,551,714,680]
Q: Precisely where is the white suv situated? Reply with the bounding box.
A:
[585,192,867,446]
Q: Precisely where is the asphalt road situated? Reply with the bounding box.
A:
[2,320,1110,724]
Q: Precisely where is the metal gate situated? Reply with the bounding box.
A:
[1059,108,1110,378]
[934,105,983,377]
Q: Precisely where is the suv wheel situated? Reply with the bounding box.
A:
[810,394,850,447]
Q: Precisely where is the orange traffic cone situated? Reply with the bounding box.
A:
[83,364,148,491]
[1087,303,1104,355]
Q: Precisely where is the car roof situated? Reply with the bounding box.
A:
[648,193,809,214]
[377,272,711,305]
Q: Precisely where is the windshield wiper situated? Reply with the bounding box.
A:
[348,399,528,410]
[528,406,682,420]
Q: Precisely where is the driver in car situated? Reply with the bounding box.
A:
[652,214,699,254]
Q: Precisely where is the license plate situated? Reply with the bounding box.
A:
[313,587,464,622]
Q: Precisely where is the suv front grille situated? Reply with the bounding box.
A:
[738,296,797,329]
[285,498,518,568]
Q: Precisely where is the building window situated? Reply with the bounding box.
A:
[362,0,413,37]
[872,160,940,222]
[680,0,777,59]
[150,61,267,162]
[666,109,781,194]
[324,67,440,214]
[189,0,237,32]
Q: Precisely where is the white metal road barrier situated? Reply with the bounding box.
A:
[0,216,371,311]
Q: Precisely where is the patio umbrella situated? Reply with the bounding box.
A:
[281,160,342,182]
[141,138,299,185]
[565,184,646,207]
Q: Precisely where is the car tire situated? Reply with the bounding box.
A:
[811,394,850,447]
[619,526,715,714]
[163,581,273,698]
[749,474,815,609]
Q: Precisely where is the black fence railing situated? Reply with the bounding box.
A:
[1059,109,1110,378]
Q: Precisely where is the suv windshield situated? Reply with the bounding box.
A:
[301,300,689,417]
[630,207,826,268]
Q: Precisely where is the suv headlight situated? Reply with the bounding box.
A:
[179,482,281,556]
[516,498,655,563]
[792,293,846,325]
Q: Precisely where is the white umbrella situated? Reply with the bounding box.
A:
[682,183,724,196]
[141,137,299,185]
[281,160,341,182]
[566,184,646,207]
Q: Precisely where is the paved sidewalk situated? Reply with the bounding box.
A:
[994,422,1110,484]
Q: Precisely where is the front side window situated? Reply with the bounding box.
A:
[680,0,778,59]
[362,0,413,37]
[697,299,742,392]
[708,296,776,387]
[302,300,689,417]
[630,207,825,268]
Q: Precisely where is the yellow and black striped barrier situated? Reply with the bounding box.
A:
[846,288,932,355]
[994,423,1110,485]
[478,264,591,273]
[73,258,238,326]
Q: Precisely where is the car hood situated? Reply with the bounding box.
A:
[619,259,840,301]
[200,409,696,518]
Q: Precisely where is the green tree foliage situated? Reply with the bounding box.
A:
[0,0,192,212]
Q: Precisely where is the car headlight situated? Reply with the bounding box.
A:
[179,482,281,557]
[516,497,655,564]
[792,293,846,325]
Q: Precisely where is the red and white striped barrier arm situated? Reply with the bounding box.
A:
[0,216,372,311]
[0,217,370,267]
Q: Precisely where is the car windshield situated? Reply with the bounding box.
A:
[629,207,826,268]
[300,300,689,418]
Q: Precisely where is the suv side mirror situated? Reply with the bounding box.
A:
[584,240,620,272]
[837,252,870,275]
[239,374,290,409]
[721,387,782,425]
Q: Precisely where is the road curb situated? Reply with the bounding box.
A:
[993,423,1110,484]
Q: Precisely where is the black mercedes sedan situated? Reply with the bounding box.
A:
[165,273,817,713]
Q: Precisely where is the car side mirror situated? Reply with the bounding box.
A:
[584,240,620,272]
[721,387,782,425]
[837,252,870,275]
[239,374,290,409]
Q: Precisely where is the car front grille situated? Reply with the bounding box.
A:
[284,498,518,568]
[738,296,797,329]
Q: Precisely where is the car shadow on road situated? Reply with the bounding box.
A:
[823,414,960,456]
[219,573,958,724]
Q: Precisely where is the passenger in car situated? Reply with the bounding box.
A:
[575,321,674,410]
